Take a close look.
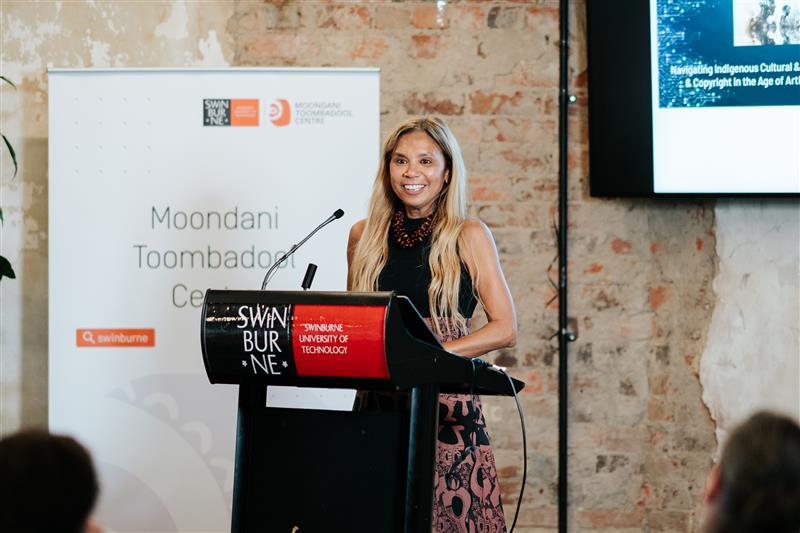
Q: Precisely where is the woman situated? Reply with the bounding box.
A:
[347,116,517,532]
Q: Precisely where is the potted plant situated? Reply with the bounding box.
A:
[1,74,17,281]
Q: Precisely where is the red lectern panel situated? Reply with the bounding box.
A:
[292,304,388,379]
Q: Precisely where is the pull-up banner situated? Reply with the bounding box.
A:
[48,68,378,532]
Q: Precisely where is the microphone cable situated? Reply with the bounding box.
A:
[469,358,527,533]
[504,368,527,533]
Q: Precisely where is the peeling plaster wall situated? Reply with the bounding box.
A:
[1,0,234,431]
[701,201,800,452]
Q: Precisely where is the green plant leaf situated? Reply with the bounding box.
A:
[2,133,17,178]
[0,76,16,88]
[0,255,16,280]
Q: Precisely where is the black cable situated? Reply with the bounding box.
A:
[546,212,561,315]
[470,360,527,533]
[504,369,527,533]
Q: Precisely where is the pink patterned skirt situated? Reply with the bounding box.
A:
[355,320,507,532]
[430,320,507,533]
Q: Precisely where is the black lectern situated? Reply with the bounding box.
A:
[201,290,523,533]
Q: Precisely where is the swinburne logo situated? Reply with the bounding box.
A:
[268,99,292,127]
[203,99,259,127]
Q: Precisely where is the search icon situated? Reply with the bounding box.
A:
[82,330,96,344]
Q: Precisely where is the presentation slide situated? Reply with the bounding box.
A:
[650,0,800,193]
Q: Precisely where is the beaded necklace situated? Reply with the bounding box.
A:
[391,210,434,249]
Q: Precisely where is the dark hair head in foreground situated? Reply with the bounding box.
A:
[705,411,800,533]
[0,429,100,533]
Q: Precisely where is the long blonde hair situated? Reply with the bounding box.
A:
[350,116,470,337]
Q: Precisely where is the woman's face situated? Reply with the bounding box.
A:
[389,130,449,219]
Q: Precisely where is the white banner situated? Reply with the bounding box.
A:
[48,68,379,532]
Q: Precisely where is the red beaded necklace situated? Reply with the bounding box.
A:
[391,210,434,248]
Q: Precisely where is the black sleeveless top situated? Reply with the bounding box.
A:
[377,216,477,319]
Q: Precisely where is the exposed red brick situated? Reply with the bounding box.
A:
[313,5,371,30]
[409,34,440,59]
[650,241,663,254]
[497,465,519,477]
[637,481,652,506]
[649,510,691,531]
[586,262,603,274]
[525,6,560,31]
[349,35,388,60]
[696,238,704,250]
[573,68,588,87]
[470,90,524,114]
[532,177,558,192]
[451,6,486,31]
[411,4,447,29]
[499,147,547,172]
[402,92,464,116]
[485,117,536,143]
[242,33,297,59]
[524,369,544,394]
[351,6,371,28]
[611,238,632,254]
[470,186,501,202]
[649,286,670,310]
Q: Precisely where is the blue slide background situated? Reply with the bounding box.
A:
[658,0,800,107]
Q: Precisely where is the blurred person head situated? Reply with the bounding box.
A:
[0,429,101,533]
[703,411,800,533]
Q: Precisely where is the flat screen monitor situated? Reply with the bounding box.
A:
[587,0,800,196]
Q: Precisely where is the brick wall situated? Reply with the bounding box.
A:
[1,1,719,530]
[230,2,717,531]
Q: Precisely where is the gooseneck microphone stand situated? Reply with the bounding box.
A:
[260,209,344,290]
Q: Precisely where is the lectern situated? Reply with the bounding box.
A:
[201,290,523,533]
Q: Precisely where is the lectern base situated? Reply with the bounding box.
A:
[232,386,410,533]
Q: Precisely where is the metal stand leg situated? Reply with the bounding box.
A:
[404,383,440,533]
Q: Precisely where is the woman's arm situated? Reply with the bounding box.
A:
[442,219,517,358]
[346,219,366,290]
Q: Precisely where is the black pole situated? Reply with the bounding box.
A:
[557,1,570,532]
[404,383,440,533]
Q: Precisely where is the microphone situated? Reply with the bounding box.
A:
[301,263,318,290]
[300,263,317,291]
[260,209,344,290]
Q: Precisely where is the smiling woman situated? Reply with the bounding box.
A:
[388,130,450,219]
[347,116,516,533]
